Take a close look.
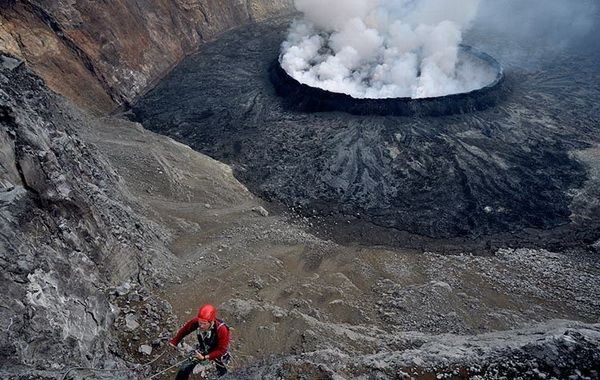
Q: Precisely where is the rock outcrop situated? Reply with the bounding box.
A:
[238,320,600,379]
[0,0,293,113]
[0,55,171,379]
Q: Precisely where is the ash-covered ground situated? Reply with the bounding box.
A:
[132,16,600,249]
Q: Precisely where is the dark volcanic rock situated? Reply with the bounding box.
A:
[132,18,600,243]
[0,56,171,379]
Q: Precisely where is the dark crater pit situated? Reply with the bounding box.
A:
[132,17,600,249]
[270,45,505,117]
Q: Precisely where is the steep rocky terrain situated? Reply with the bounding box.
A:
[2,2,600,380]
[0,54,175,379]
[0,1,293,378]
[0,52,276,379]
[0,0,293,113]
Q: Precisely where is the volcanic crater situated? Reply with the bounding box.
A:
[271,45,505,117]
[132,17,600,248]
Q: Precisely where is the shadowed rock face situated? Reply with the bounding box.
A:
[133,18,600,245]
[270,46,505,117]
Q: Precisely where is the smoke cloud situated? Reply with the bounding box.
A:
[280,0,496,99]
[471,0,598,68]
[476,0,597,49]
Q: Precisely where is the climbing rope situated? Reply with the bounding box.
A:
[138,349,169,368]
[60,347,172,380]
[146,350,216,380]
[145,356,191,379]
[60,345,237,379]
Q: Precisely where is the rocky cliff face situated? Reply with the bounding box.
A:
[0,2,295,378]
[0,55,173,379]
[0,0,293,113]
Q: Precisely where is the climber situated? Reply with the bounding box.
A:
[169,304,231,379]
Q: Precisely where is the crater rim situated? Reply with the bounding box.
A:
[270,45,505,117]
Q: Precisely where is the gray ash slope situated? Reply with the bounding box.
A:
[132,17,600,244]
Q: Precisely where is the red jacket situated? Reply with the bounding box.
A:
[169,318,230,360]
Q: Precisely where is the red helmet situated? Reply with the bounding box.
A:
[197,304,217,322]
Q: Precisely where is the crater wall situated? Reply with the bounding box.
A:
[0,0,293,113]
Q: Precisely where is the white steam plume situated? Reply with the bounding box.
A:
[280,0,496,99]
